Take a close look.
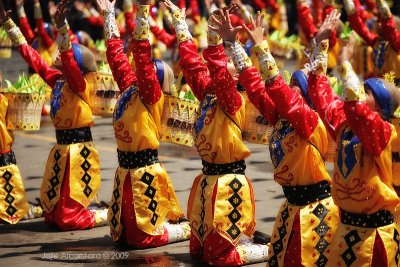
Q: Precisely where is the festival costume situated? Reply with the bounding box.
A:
[0,94,30,224]
[4,19,104,230]
[103,5,188,248]
[173,8,268,266]
[308,40,400,266]
[236,39,339,266]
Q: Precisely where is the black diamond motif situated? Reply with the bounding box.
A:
[113,188,120,200]
[228,210,242,224]
[315,220,330,237]
[54,150,61,161]
[53,164,60,174]
[47,189,56,200]
[5,194,15,205]
[316,254,328,267]
[200,209,205,220]
[81,173,91,184]
[272,240,284,255]
[148,200,158,212]
[344,230,361,247]
[394,229,400,244]
[281,207,289,221]
[342,248,357,266]
[4,182,13,193]
[140,172,154,185]
[227,224,241,240]
[6,205,16,216]
[201,178,208,188]
[81,160,91,172]
[229,177,243,192]
[112,203,119,213]
[228,193,243,208]
[198,225,205,237]
[80,146,91,159]
[316,238,329,253]
[50,176,59,187]
[268,255,278,267]
[150,213,159,225]
[83,186,92,197]
[144,186,156,199]
[111,217,118,228]
[2,170,12,181]
[278,225,287,239]
[312,203,329,220]
[116,176,120,186]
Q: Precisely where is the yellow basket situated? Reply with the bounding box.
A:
[160,94,199,147]
[86,72,120,116]
[4,92,46,130]
[242,93,273,145]
[0,38,11,59]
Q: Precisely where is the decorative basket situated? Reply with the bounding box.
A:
[160,94,199,147]
[325,134,337,163]
[4,92,46,130]
[86,72,120,116]
[242,93,273,145]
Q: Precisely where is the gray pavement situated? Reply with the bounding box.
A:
[0,50,321,266]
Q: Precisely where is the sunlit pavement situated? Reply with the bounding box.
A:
[0,51,318,266]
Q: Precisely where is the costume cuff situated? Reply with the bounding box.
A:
[343,0,356,16]
[148,15,157,27]
[133,5,150,40]
[3,18,27,46]
[171,9,186,25]
[174,20,192,43]
[251,40,279,80]
[123,0,133,12]
[377,0,392,19]
[339,61,366,101]
[163,10,174,29]
[17,6,27,18]
[56,25,71,52]
[240,5,252,24]
[207,30,222,46]
[33,2,43,19]
[103,10,120,40]
[227,40,253,72]
[311,39,329,75]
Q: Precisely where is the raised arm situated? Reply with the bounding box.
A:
[149,16,177,48]
[123,0,136,35]
[0,5,61,87]
[16,0,35,45]
[296,0,318,42]
[164,0,210,101]
[55,0,86,93]
[376,0,400,53]
[34,0,55,49]
[97,0,137,92]
[132,0,162,105]
[343,0,378,47]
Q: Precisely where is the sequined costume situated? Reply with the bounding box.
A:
[172,8,268,265]
[102,4,187,248]
[308,48,400,266]
[237,39,339,267]
[0,94,29,224]
[4,19,102,230]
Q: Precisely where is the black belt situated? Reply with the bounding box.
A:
[118,149,160,169]
[56,127,93,145]
[202,160,246,175]
[282,180,331,206]
[340,209,394,228]
[0,151,16,167]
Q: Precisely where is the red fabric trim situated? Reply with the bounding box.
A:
[371,231,388,266]
[119,172,169,248]
[44,152,96,230]
[284,211,304,267]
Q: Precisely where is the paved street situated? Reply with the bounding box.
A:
[0,50,323,266]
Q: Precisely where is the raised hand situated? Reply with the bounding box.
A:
[54,0,70,28]
[96,0,116,13]
[242,11,265,45]
[316,9,341,43]
[0,1,11,25]
[163,0,180,13]
[16,0,24,8]
[48,1,57,18]
[339,31,356,64]
[208,9,242,42]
